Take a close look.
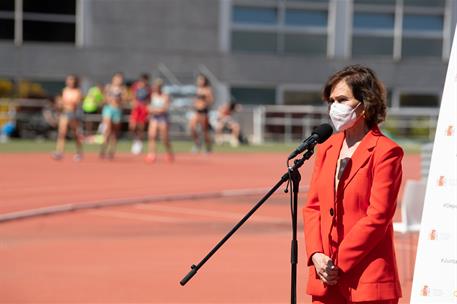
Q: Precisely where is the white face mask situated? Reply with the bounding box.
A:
[329,102,362,132]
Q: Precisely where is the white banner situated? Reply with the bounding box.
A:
[410,26,457,303]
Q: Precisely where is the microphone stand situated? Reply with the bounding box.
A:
[180,148,315,304]
[288,154,301,304]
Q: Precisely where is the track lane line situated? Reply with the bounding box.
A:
[88,210,183,223]
[0,188,273,223]
[135,204,288,224]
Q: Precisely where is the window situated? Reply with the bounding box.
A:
[403,0,445,8]
[231,5,278,53]
[0,19,14,40]
[231,87,276,105]
[352,11,394,57]
[23,0,76,15]
[284,33,327,55]
[23,20,75,43]
[232,6,277,25]
[403,14,443,32]
[231,31,277,53]
[399,93,440,107]
[283,90,322,106]
[353,12,394,30]
[0,0,14,41]
[22,0,76,43]
[402,14,443,58]
[285,9,327,27]
[283,8,327,56]
[230,2,329,56]
[351,0,447,59]
[402,37,442,57]
[0,0,14,11]
[287,0,329,3]
[354,0,395,5]
[353,36,393,57]
[2,0,77,44]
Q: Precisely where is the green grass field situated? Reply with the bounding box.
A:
[0,139,299,154]
[0,138,424,154]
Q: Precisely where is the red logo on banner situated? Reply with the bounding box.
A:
[421,285,430,296]
[446,125,455,136]
[429,229,437,240]
[438,176,446,187]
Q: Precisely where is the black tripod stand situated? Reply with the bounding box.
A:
[180,149,315,304]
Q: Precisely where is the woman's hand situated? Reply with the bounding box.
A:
[311,252,340,286]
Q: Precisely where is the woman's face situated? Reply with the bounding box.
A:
[112,74,123,86]
[328,80,363,115]
[137,80,146,88]
[196,75,206,87]
[66,76,76,88]
[153,83,162,93]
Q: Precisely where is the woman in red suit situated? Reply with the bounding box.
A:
[303,65,403,304]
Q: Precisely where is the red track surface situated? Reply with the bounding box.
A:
[0,152,421,303]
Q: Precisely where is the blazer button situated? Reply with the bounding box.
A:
[330,208,334,217]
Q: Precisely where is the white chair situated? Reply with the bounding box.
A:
[393,179,427,233]
[393,179,427,282]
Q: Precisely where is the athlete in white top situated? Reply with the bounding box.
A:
[146,78,174,163]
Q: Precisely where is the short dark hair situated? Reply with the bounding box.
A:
[323,65,387,128]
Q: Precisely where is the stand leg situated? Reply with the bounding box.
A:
[289,166,301,304]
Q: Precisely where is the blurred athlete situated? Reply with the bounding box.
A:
[100,72,128,159]
[145,78,174,163]
[82,83,104,136]
[189,74,213,153]
[52,74,84,161]
[215,102,241,147]
[129,74,150,155]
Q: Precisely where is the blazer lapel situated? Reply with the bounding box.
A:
[342,127,380,190]
[321,132,344,203]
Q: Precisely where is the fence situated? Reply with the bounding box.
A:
[0,99,440,143]
[248,105,440,144]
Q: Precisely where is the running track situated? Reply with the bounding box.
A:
[0,152,421,303]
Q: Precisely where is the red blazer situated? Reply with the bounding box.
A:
[303,126,403,302]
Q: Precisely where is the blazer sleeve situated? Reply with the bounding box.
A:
[336,145,403,273]
[303,146,325,266]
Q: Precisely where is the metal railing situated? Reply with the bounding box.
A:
[250,105,440,143]
[157,63,182,86]
[0,98,196,140]
[1,98,441,143]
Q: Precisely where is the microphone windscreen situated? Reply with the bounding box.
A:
[313,123,333,143]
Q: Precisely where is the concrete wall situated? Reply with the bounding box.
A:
[0,0,221,82]
[0,0,453,102]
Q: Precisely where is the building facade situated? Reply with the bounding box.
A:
[0,0,456,109]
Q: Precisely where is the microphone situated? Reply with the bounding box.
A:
[287,123,333,160]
